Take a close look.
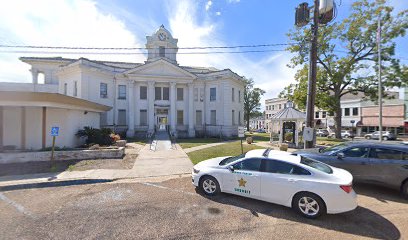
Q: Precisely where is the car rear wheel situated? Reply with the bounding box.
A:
[365,136,371,139]
[199,176,220,196]
[401,181,408,199]
[293,192,326,219]
[382,136,388,141]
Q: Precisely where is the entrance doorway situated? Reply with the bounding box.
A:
[156,108,169,131]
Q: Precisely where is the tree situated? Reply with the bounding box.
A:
[281,0,408,138]
[244,78,265,130]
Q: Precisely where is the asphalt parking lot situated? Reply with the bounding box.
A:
[0,177,407,240]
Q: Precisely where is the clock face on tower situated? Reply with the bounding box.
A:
[158,33,166,41]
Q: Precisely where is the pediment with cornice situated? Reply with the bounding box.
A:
[124,59,196,80]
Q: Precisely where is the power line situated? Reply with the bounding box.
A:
[0,43,296,50]
[0,49,287,55]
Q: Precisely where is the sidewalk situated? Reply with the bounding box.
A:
[0,136,193,190]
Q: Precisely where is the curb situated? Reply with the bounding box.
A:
[0,179,113,192]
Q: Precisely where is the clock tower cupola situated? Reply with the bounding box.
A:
[146,25,178,64]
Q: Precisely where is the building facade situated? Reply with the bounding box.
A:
[18,25,245,139]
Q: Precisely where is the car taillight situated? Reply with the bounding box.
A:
[340,185,353,193]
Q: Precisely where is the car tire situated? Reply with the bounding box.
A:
[382,136,388,141]
[401,181,408,199]
[199,176,220,196]
[365,136,371,140]
[292,192,326,219]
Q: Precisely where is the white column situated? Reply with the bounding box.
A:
[188,83,195,137]
[170,82,176,132]
[148,81,155,132]
[127,82,135,137]
[31,68,38,84]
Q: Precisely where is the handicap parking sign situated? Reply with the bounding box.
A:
[51,127,59,136]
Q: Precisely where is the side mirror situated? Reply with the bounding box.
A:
[228,165,234,172]
[337,152,345,160]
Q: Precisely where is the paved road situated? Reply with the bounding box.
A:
[0,177,407,240]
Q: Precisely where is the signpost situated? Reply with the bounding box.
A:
[50,126,59,162]
[238,126,245,154]
[350,120,355,141]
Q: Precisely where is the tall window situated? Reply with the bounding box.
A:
[238,111,241,125]
[352,107,358,116]
[177,88,183,101]
[155,87,162,100]
[196,110,202,125]
[344,108,350,116]
[100,83,107,98]
[163,87,169,100]
[159,46,165,57]
[322,111,327,118]
[232,88,235,102]
[238,90,241,103]
[232,110,235,125]
[118,85,126,99]
[210,110,216,125]
[177,110,184,125]
[140,110,147,126]
[272,105,275,110]
[118,109,126,125]
[210,88,216,101]
[315,112,320,118]
[140,86,147,100]
[74,81,78,97]
[64,83,67,95]
[100,112,107,126]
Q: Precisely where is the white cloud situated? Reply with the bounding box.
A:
[168,0,296,109]
[205,0,213,11]
[0,0,146,83]
[215,11,222,16]
[227,0,240,3]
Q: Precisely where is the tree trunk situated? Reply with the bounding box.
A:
[245,112,250,131]
[333,92,342,139]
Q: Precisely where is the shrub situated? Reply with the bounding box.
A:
[76,127,114,146]
[284,132,293,142]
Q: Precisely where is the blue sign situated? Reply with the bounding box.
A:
[51,127,59,136]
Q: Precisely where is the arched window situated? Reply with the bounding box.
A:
[37,72,45,84]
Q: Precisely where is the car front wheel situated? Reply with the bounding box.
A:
[383,136,389,141]
[293,192,326,219]
[365,136,371,139]
[199,176,220,196]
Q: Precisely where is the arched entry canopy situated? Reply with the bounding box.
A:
[269,106,306,148]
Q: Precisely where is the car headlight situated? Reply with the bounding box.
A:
[193,167,200,174]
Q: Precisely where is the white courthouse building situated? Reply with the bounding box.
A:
[0,26,245,150]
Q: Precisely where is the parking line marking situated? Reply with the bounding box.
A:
[0,192,34,218]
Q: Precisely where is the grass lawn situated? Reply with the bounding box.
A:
[126,138,148,146]
[177,137,223,149]
[316,137,346,146]
[245,132,270,142]
[187,141,264,165]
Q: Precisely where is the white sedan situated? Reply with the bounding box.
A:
[192,149,357,219]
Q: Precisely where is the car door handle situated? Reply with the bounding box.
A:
[288,178,297,183]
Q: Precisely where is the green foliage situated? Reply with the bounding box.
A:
[243,77,266,130]
[284,132,293,142]
[281,0,408,138]
[76,126,114,146]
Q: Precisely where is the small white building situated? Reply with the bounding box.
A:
[0,25,245,150]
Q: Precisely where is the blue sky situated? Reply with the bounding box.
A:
[0,0,407,105]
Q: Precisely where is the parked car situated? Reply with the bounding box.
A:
[297,142,408,198]
[316,129,329,137]
[255,128,266,133]
[192,149,357,219]
[365,131,397,141]
[329,130,354,138]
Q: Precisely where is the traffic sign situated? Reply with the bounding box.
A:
[303,127,314,141]
[238,126,245,138]
[51,127,59,136]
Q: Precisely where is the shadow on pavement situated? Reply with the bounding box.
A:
[0,179,112,192]
[353,182,408,204]
[196,189,401,240]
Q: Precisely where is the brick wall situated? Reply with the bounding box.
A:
[361,104,404,127]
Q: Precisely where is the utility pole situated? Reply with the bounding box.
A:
[304,0,320,148]
[377,14,383,142]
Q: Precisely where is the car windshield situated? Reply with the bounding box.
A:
[300,156,333,174]
[320,143,348,154]
[219,153,246,166]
